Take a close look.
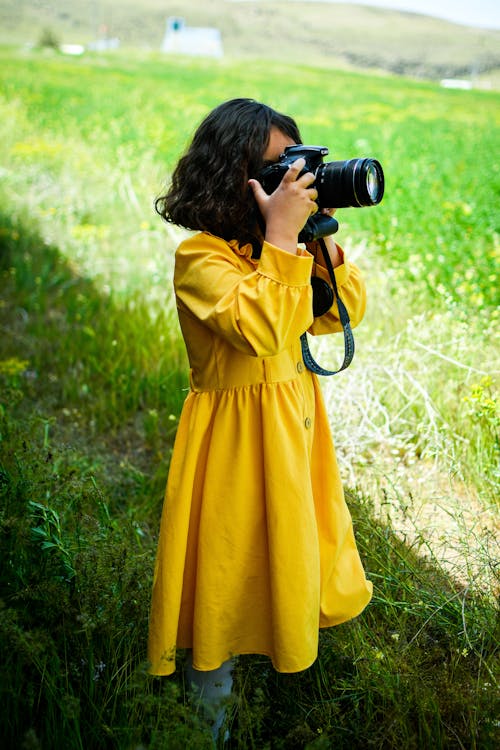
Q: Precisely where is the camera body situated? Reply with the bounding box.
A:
[259,144,384,242]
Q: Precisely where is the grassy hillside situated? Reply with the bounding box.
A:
[1,0,500,80]
[0,47,499,748]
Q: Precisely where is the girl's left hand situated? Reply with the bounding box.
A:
[306,208,343,268]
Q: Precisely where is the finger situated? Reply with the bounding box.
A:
[282,157,306,183]
[296,169,316,188]
[248,178,267,204]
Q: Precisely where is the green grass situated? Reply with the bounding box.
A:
[1,48,498,304]
[0,47,499,749]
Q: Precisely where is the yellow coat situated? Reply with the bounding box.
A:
[148,233,372,675]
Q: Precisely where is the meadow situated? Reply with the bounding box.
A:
[0,46,499,749]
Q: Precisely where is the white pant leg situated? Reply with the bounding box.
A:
[185,654,234,743]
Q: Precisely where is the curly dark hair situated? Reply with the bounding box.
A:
[155,98,302,244]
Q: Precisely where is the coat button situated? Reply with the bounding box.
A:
[297,361,304,373]
[304,417,312,429]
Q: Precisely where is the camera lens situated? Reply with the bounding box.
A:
[365,162,381,202]
[317,158,384,208]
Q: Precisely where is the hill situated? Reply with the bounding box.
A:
[0,0,499,80]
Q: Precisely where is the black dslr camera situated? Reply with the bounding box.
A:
[259,145,384,242]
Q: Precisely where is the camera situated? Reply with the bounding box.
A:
[259,145,384,242]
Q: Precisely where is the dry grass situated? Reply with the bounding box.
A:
[314,239,500,600]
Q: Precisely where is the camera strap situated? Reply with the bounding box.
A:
[300,238,355,376]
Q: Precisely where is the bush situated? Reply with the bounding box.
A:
[37,28,61,51]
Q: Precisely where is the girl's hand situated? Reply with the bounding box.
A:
[306,234,343,269]
[305,208,342,268]
[248,158,319,254]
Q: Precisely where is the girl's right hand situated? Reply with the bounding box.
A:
[248,158,319,254]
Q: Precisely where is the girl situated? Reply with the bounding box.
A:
[148,98,372,736]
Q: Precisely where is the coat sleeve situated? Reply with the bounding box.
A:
[174,234,315,357]
[307,244,367,336]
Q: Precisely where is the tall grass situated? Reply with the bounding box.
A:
[0,48,499,749]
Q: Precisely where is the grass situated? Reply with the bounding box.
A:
[0,47,499,748]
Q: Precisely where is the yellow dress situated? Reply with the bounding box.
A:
[148,232,372,675]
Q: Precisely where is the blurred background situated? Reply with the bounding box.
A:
[1,0,499,83]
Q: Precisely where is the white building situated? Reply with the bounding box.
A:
[161,17,223,58]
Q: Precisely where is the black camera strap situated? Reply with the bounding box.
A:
[300,238,355,376]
